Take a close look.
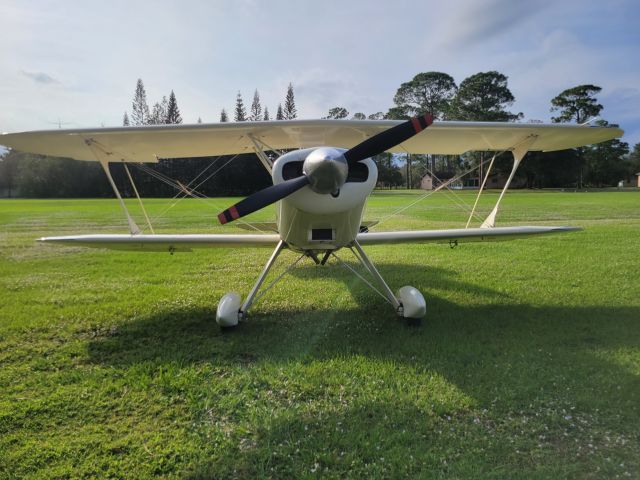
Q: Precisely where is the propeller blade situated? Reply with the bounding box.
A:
[218,175,310,224]
[343,113,433,164]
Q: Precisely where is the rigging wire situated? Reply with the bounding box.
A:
[133,154,268,233]
[330,252,394,306]
[372,148,510,230]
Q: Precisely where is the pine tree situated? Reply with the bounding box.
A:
[276,103,284,120]
[165,90,182,124]
[234,92,246,121]
[263,107,270,121]
[122,112,130,126]
[283,83,297,119]
[149,96,168,125]
[197,117,202,123]
[131,78,150,125]
[220,109,229,122]
[249,89,262,121]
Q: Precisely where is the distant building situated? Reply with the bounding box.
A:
[420,172,525,190]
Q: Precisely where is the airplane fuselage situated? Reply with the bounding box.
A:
[271,148,377,252]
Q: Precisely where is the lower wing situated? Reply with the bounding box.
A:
[38,226,580,252]
[356,226,581,245]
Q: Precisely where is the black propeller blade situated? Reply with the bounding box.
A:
[217,113,433,224]
[344,113,433,165]
[218,175,310,224]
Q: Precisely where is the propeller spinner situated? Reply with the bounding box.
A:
[217,113,433,225]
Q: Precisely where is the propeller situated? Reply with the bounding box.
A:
[217,113,433,224]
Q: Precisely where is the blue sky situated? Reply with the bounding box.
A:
[1,0,639,147]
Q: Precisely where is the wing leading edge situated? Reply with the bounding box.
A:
[39,226,580,252]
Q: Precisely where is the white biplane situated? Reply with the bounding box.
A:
[1,116,622,327]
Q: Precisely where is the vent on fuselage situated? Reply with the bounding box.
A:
[310,228,334,241]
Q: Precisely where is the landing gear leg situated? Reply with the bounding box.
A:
[351,240,426,321]
[216,240,286,328]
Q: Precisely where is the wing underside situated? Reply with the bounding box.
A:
[39,226,580,252]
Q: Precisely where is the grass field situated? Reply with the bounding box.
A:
[1,190,639,479]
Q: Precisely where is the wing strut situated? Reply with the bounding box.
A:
[480,135,538,229]
[247,134,281,174]
[466,153,497,228]
[84,138,141,235]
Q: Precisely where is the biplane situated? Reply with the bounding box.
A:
[0,116,623,327]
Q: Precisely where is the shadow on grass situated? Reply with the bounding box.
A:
[84,259,640,476]
[87,260,640,413]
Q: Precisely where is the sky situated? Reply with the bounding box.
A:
[1,0,639,147]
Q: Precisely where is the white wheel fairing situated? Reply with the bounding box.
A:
[216,292,242,327]
[396,286,426,319]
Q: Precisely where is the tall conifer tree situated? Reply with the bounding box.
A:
[234,92,247,121]
[220,109,229,122]
[276,103,284,120]
[249,89,262,121]
[263,107,270,121]
[283,83,297,119]
[131,78,150,125]
[122,112,130,126]
[165,90,182,124]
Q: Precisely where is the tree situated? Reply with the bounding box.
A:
[551,85,603,124]
[122,112,130,126]
[165,91,182,124]
[324,107,349,119]
[583,121,629,187]
[149,96,168,125]
[249,89,262,121]
[384,105,412,187]
[352,112,366,120]
[234,92,246,121]
[549,85,605,188]
[263,107,270,121]
[449,71,521,121]
[220,109,228,122]
[0,150,20,197]
[131,78,150,125]
[283,83,297,119]
[392,72,457,119]
[368,112,385,120]
[373,153,403,188]
[197,117,202,124]
[630,143,640,174]
[385,105,410,120]
[276,103,284,120]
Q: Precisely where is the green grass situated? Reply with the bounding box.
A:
[1,190,639,479]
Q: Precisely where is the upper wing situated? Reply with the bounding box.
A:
[1,120,623,163]
[356,226,581,245]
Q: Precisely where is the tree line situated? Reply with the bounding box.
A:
[1,73,638,198]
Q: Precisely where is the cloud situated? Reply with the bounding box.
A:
[439,0,552,49]
[20,70,61,85]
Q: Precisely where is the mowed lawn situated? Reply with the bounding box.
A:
[0,190,639,479]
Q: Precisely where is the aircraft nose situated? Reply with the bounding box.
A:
[303,147,348,195]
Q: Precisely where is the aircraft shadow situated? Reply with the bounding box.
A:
[88,258,640,472]
[86,260,640,420]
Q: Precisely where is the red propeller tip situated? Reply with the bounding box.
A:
[411,113,434,134]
